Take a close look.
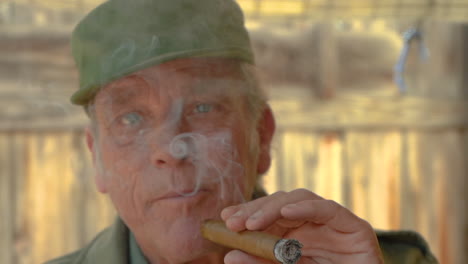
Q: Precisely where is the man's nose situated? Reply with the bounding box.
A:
[152,147,184,169]
[150,123,189,169]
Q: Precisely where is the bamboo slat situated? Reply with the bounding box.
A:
[400,131,416,229]
[25,134,71,262]
[267,131,344,203]
[270,131,320,192]
[406,130,466,264]
[464,129,468,264]
[344,131,402,228]
[0,134,14,264]
[70,132,115,242]
[316,24,339,98]
[314,133,344,204]
[261,136,279,193]
[12,134,30,264]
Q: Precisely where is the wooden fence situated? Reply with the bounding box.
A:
[263,89,468,264]
[266,126,468,264]
[0,98,466,263]
[1,5,467,263]
[0,131,115,264]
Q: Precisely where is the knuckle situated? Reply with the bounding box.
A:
[272,190,287,197]
[324,199,343,211]
[325,199,340,206]
[270,191,287,204]
[236,203,253,213]
[290,188,312,197]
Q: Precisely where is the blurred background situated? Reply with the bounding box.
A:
[0,0,467,263]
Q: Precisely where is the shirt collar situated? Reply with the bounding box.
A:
[129,231,149,264]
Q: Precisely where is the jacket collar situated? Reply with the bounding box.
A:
[83,217,129,264]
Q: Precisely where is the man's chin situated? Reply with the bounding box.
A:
[170,233,225,261]
[144,219,226,263]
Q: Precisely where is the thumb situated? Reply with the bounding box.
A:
[224,250,273,264]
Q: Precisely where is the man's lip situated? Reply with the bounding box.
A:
[154,189,210,201]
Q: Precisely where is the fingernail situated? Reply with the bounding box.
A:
[224,250,242,264]
[221,206,237,219]
[249,210,263,220]
[231,210,243,218]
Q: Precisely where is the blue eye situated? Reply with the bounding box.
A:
[194,103,213,113]
[120,112,143,126]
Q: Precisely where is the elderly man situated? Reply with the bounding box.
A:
[47,0,437,263]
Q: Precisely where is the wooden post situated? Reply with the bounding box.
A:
[0,135,14,264]
[461,24,468,264]
[315,23,338,99]
[461,25,468,99]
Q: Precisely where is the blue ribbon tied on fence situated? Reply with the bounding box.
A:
[394,28,430,93]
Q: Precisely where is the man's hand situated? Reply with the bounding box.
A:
[220,189,384,264]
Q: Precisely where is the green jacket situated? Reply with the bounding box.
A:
[45,218,438,264]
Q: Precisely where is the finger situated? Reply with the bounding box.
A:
[221,194,278,221]
[223,191,288,232]
[220,193,276,220]
[224,250,272,264]
[220,205,240,220]
[281,199,368,233]
[244,189,322,231]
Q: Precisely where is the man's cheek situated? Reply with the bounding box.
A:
[96,144,149,193]
[99,128,249,203]
[109,133,151,162]
[201,134,243,177]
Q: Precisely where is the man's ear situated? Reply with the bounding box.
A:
[256,105,276,175]
[85,127,108,193]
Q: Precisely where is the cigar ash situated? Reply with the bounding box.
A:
[274,238,303,264]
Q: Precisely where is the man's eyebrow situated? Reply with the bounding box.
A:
[106,90,139,107]
[102,77,150,107]
[191,78,246,94]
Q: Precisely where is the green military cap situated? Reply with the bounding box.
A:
[70,0,254,105]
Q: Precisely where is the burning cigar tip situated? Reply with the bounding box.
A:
[201,220,302,264]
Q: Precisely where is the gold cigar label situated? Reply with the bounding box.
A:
[201,220,302,264]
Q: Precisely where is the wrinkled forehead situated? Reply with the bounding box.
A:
[94,58,249,107]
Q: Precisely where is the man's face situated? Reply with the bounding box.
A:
[89,58,265,262]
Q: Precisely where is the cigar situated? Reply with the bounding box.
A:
[201,220,302,264]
